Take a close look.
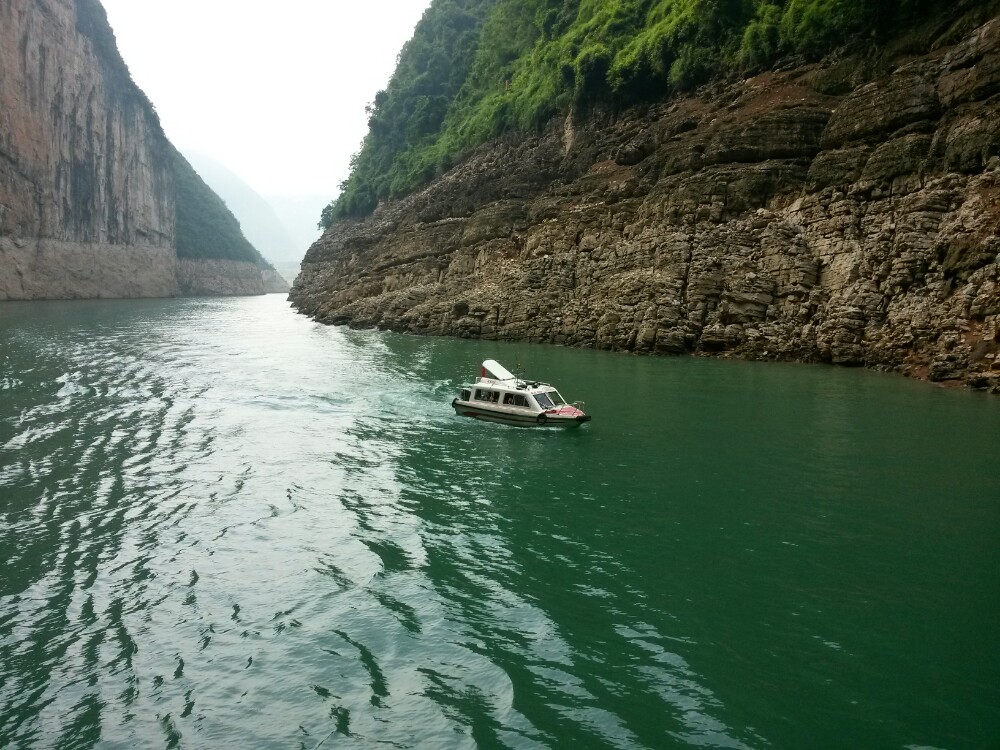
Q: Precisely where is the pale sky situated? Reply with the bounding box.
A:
[100,0,432,199]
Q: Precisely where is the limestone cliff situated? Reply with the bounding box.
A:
[292,17,1000,392]
[262,269,291,294]
[0,0,268,300]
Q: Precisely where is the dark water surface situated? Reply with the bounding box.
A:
[1,295,998,750]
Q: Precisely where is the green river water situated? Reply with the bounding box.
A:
[1,294,998,749]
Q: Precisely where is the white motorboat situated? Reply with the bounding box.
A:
[452,360,591,427]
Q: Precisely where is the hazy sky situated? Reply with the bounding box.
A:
[100,0,432,200]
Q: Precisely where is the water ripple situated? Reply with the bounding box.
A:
[1,296,998,749]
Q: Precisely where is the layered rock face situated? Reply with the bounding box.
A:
[176,259,264,296]
[262,268,291,294]
[0,0,265,299]
[292,18,1000,392]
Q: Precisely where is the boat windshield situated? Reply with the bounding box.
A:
[534,392,554,409]
[548,390,566,405]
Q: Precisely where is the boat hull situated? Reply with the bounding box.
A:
[452,400,590,428]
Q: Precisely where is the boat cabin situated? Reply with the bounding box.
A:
[452,359,590,427]
[457,385,567,411]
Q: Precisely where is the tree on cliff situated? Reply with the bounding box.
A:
[321,0,999,228]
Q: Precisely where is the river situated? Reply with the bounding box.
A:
[1,294,998,749]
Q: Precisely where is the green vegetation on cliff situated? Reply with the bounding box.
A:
[321,0,498,221]
[323,0,995,226]
[171,148,271,268]
[75,0,160,120]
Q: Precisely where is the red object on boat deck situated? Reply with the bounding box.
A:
[548,406,586,417]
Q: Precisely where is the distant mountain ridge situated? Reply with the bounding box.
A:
[184,153,305,265]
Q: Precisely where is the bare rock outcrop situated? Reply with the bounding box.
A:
[176,259,266,296]
[292,18,1000,393]
[262,268,291,294]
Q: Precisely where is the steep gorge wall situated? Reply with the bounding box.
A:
[292,18,1000,392]
[0,0,264,300]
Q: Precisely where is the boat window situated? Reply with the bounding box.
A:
[548,390,566,405]
[534,392,554,409]
[502,393,530,406]
[460,389,471,401]
[474,388,497,402]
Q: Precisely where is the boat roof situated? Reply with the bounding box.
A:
[466,360,558,392]
[483,359,517,380]
[482,359,516,381]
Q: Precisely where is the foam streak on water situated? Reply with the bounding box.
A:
[1,295,998,749]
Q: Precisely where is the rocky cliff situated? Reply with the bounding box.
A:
[261,269,291,294]
[0,0,268,300]
[292,16,1000,392]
